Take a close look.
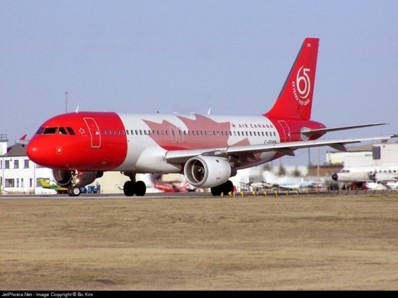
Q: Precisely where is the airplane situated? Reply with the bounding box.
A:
[150,174,196,193]
[364,181,387,190]
[38,177,69,194]
[331,165,398,183]
[248,181,274,191]
[25,37,396,197]
[364,179,398,190]
[383,181,398,190]
[261,171,322,191]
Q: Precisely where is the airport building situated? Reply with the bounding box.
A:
[0,135,156,195]
[0,135,56,194]
[326,142,398,167]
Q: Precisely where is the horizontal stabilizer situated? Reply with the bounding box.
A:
[302,122,387,138]
[329,143,347,151]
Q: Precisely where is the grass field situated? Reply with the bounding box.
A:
[1,193,397,290]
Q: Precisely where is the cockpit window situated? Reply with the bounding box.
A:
[37,127,76,135]
[58,127,67,135]
[43,127,58,134]
[66,127,75,135]
[35,127,44,135]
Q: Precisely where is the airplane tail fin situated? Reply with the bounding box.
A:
[16,134,29,146]
[265,37,319,120]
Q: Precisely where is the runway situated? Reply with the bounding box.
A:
[0,188,396,200]
[1,191,397,290]
[0,191,210,200]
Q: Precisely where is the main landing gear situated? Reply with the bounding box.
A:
[123,180,146,196]
[122,171,147,196]
[121,172,233,197]
[210,180,234,196]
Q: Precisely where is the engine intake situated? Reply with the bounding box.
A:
[184,156,231,188]
[52,170,73,187]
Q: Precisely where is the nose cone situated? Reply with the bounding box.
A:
[26,138,40,164]
[27,137,54,168]
[331,173,338,181]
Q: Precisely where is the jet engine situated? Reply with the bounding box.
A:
[52,169,103,188]
[183,156,232,188]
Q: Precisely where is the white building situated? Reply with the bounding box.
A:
[0,136,55,194]
[0,135,158,195]
[326,142,398,167]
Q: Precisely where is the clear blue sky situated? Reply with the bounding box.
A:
[1,0,397,165]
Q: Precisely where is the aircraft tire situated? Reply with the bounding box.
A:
[210,185,222,196]
[223,180,234,195]
[135,181,146,196]
[211,180,234,197]
[68,186,81,197]
[123,181,135,196]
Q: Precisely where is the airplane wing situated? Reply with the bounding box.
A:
[165,134,397,164]
[250,181,274,189]
[266,178,317,190]
[275,184,301,190]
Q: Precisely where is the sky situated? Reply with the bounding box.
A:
[1,0,397,166]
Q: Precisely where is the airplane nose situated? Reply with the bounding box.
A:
[331,173,338,181]
[26,139,39,162]
[26,138,50,167]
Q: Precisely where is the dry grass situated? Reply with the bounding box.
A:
[0,194,398,290]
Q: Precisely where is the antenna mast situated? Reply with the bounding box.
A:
[65,91,68,113]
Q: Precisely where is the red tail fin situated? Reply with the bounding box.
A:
[265,37,319,120]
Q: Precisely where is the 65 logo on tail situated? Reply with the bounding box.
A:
[292,66,311,106]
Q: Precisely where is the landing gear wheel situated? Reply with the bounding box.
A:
[211,185,222,196]
[135,181,146,196]
[224,180,234,195]
[123,181,147,196]
[211,180,234,197]
[68,186,81,197]
[123,181,135,196]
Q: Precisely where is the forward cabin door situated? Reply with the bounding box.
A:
[84,117,101,148]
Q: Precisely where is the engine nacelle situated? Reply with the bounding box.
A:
[52,170,103,187]
[183,156,232,188]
